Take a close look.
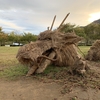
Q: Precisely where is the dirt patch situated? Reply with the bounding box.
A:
[0,76,100,100]
[0,61,100,100]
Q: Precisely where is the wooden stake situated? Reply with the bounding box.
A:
[50,15,56,31]
[58,13,70,30]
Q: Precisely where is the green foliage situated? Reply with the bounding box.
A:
[59,22,100,46]
[0,27,8,46]
[84,23,100,45]
[8,32,22,43]
[74,26,86,38]
[84,23,100,40]
[1,21,100,46]
[6,31,37,45]
[8,32,16,42]
[0,27,2,32]
[60,23,76,33]
[60,23,86,38]
[21,32,37,43]
[0,26,38,45]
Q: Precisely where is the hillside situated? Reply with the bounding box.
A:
[91,19,100,24]
[85,18,100,27]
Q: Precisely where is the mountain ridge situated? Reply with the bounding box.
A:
[91,19,100,24]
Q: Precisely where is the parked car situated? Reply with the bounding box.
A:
[10,42,23,46]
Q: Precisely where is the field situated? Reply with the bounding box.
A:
[0,46,28,78]
[0,46,100,100]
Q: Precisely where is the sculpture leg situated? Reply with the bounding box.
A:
[26,65,38,76]
[36,51,56,73]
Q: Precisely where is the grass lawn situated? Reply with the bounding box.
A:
[0,46,90,79]
[0,46,28,79]
[78,46,90,55]
[0,46,19,60]
[0,46,19,66]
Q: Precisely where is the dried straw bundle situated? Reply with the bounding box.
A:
[16,13,89,76]
[86,40,100,61]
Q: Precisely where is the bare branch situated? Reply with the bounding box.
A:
[50,15,56,31]
[58,13,70,30]
[39,55,57,61]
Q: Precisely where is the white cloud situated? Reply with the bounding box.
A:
[0,0,100,34]
[88,12,100,22]
[0,19,24,31]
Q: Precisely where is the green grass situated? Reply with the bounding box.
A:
[0,46,20,65]
[78,46,90,55]
[0,46,19,54]
[0,46,25,79]
[0,64,28,79]
[35,65,64,78]
[0,46,90,79]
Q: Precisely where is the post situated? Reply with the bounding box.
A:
[50,15,56,31]
[57,13,70,30]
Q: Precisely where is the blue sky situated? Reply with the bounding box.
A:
[0,0,100,35]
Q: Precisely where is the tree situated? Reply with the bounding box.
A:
[8,31,16,42]
[21,32,37,43]
[59,23,90,45]
[60,23,76,33]
[74,26,86,38]
[60,23,86,38]
[84,23,100,45]
[8,31,23,45]
[0,27,8,46]
[0,27,2,32]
